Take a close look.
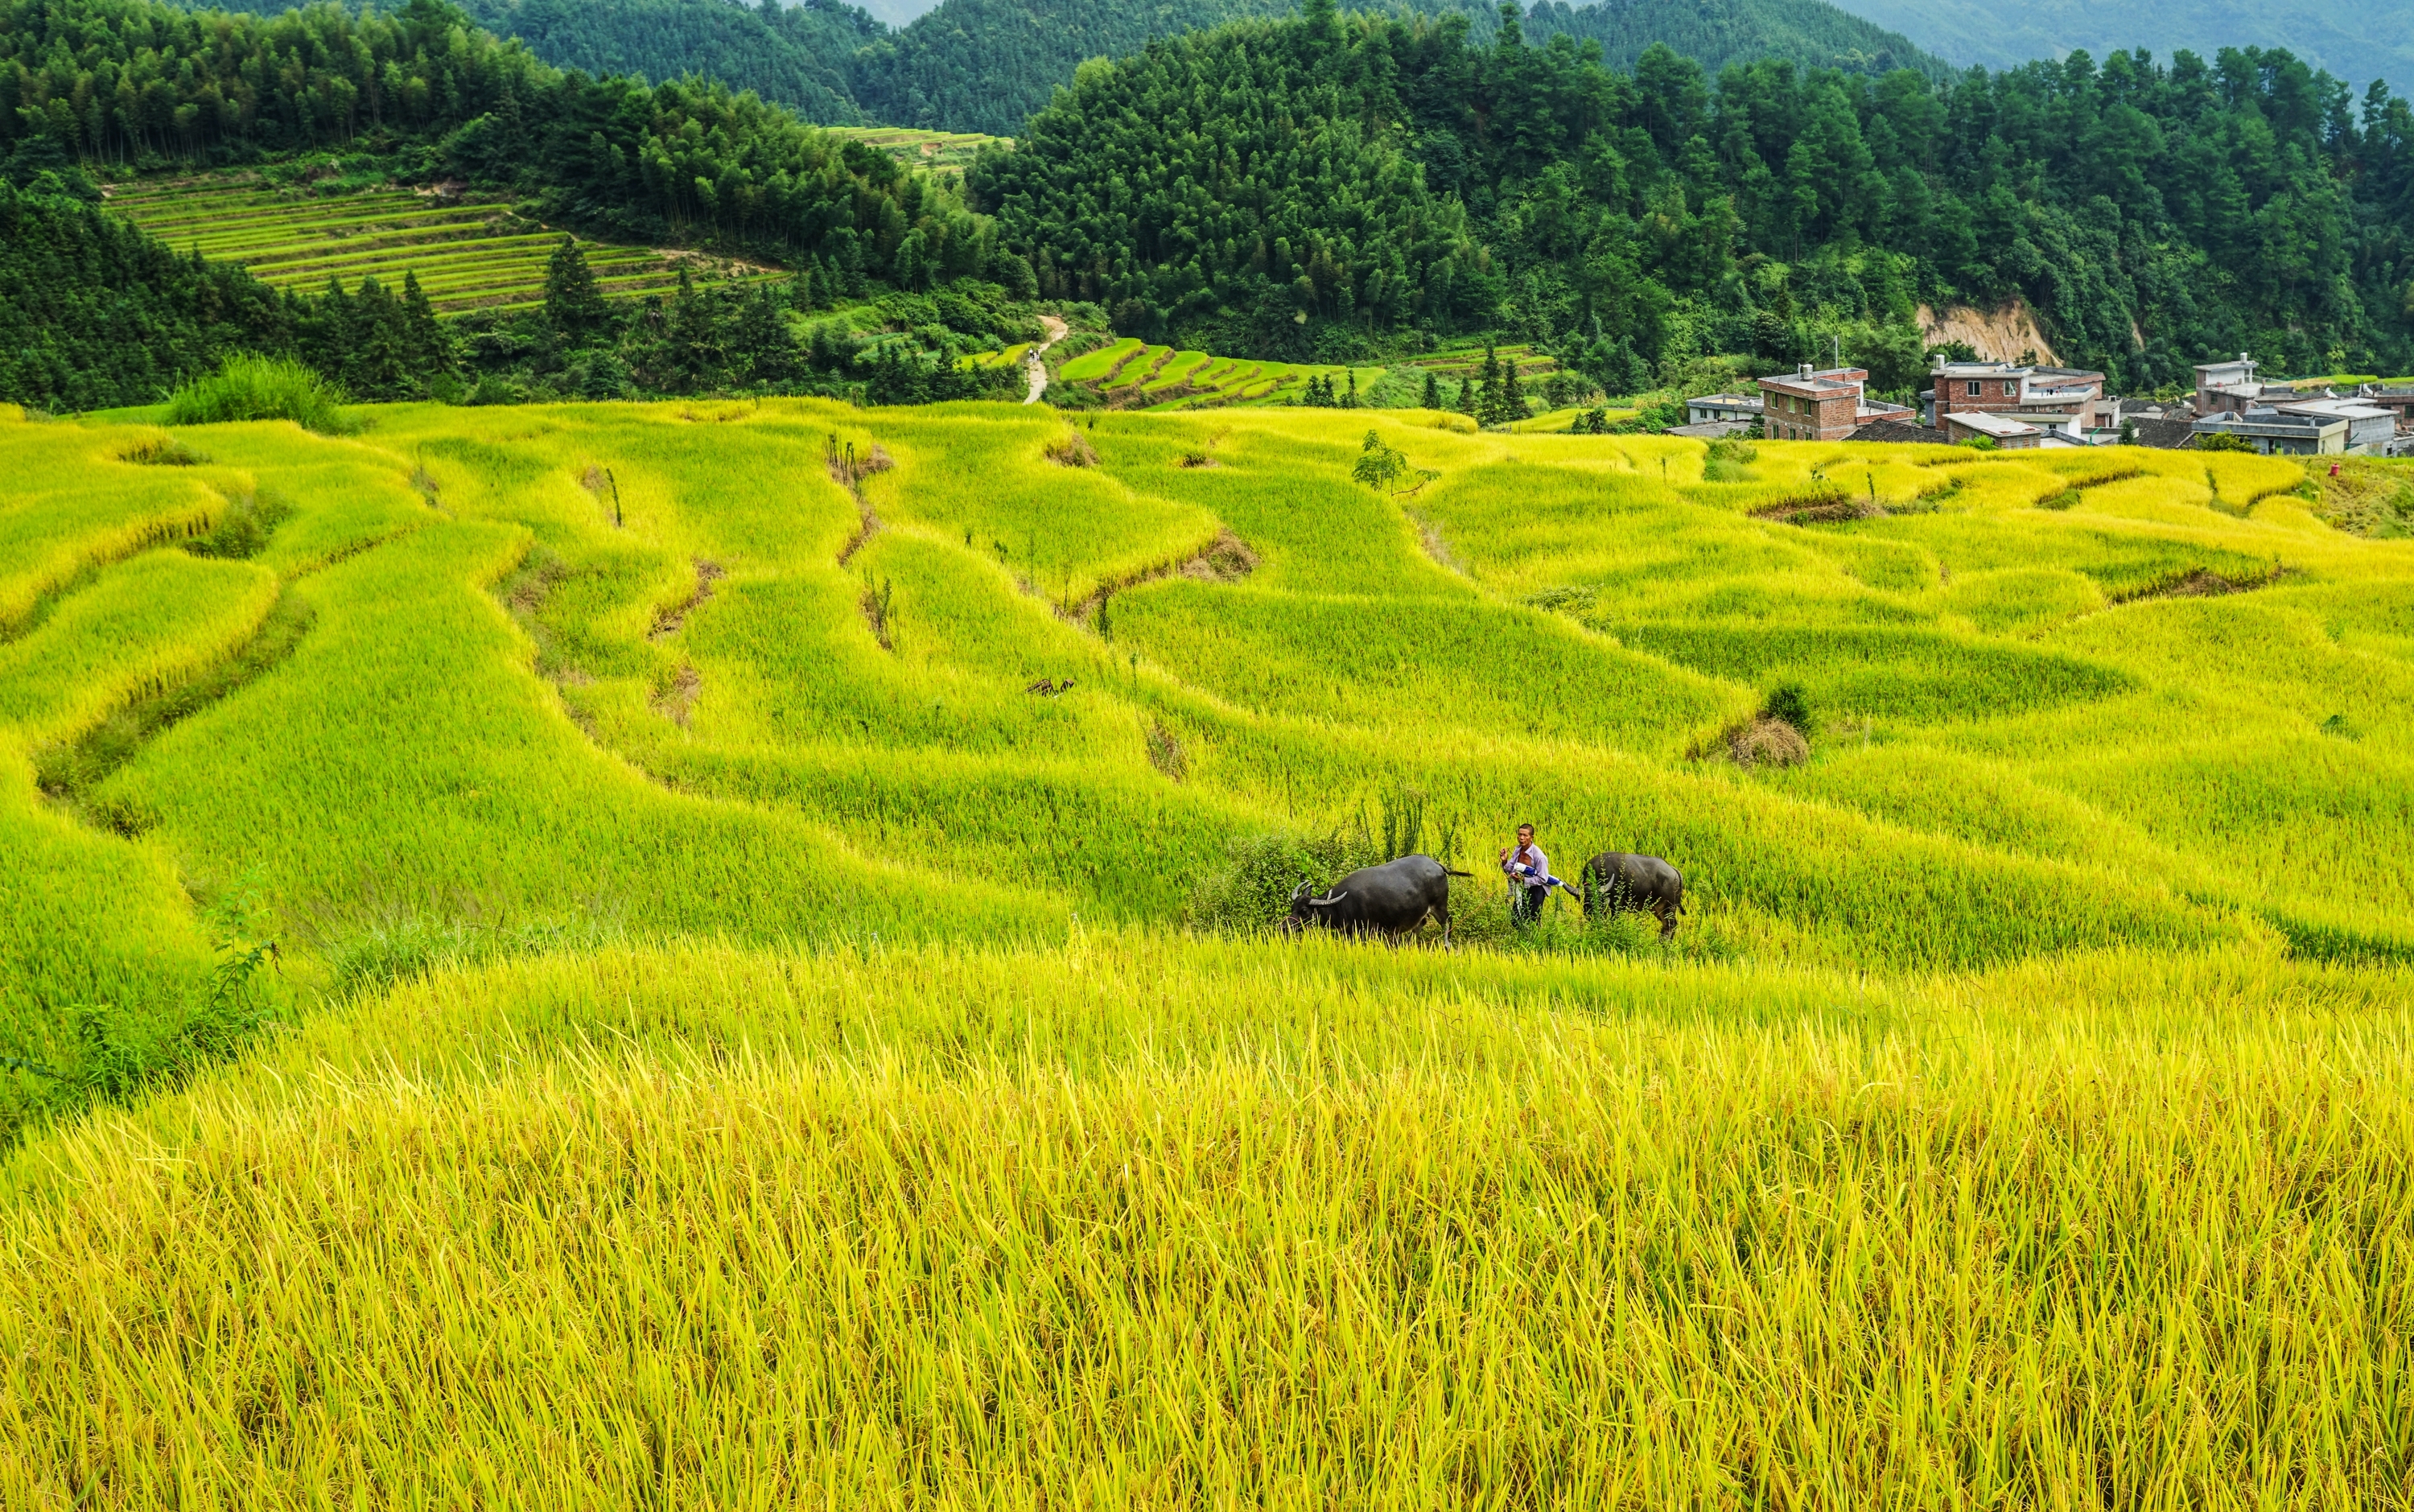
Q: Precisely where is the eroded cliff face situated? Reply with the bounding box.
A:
[1918,300,2060,365]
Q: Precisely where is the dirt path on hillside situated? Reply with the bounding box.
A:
[1024,315,1069,405]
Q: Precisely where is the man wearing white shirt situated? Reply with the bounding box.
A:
[1498,822,1549,925]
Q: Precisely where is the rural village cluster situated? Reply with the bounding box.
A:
[1684,352,2414,456]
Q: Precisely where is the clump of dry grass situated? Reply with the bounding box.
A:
[1042,430,1100,467]
[1728,715,1808,767]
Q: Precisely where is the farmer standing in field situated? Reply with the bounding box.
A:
[1499,822,1553,925]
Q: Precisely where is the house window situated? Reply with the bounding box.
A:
[2003,381,2016,397]
[1965,381,1980,397]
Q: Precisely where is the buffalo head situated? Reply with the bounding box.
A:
[1282,880,1348,933]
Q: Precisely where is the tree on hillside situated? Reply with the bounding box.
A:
[545,239,611,344]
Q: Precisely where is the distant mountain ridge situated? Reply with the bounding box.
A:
[183,0,1948,135]
[1824,0,2414,97]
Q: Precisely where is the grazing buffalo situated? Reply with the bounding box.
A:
[1285,855,1471,944]
[1584,852,1685,938]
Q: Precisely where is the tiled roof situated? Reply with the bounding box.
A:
[1847,420,1950,444]
[2122,418,2198,449]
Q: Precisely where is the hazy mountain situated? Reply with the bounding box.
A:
[1824,0,2413,97]
[862,0,1946,134]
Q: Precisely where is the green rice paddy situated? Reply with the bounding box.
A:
[1040,335,1388,408]
[103,176,775,314]
[2,398,2410,1503]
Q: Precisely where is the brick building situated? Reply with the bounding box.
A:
[1924,357,2107,436]
[1754,365,1911,441]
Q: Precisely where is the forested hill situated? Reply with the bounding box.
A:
[179,0,892,125]
[166,0,1945,137]
[0,0,1005,286]
[870,0,1943,135]
[455,0,886,125]
[970,0,2414,384]
[1828,0,2414,99]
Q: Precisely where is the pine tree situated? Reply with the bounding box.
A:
[347,275,411,400]
[1477,345,1503,425]
[1500,359,1526,422]
[1422,370,1440,409]
[1342,370,1358,408]
[1456,375,1476,416]
[544,237,610,344]
[398,270,452,385]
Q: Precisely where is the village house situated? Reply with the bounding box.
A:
[1922,357,2107,438]
[2193,354,2264,414]
[2183,354,2401,454]
[1754,364,1912,441]
[2191,407,2351,455]
[1683,392,1763,427]
[1940,410,2043,449]
[2358,384,2414,433]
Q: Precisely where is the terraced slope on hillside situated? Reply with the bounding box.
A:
[105,178,775,314]
[2,400,2410,1502]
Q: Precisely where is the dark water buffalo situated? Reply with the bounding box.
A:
[1584,852,1685,938]
[1286,855,1471,944]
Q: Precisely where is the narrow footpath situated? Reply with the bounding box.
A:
[1024,315,1070,404]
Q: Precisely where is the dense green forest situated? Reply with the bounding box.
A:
[0,0,1011,283]
[0,168,1024,410]
[972,0,2414,385]
[164,0,1945,136]
[454,0,884,124]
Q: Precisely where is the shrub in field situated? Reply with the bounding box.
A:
[1184,828,1382,933]
[183,489,294,560]
[164,355,349,433]
[1761,680,1813,735]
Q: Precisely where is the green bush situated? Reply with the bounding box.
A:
[1762,682,1815,735]
[164,355,350,433]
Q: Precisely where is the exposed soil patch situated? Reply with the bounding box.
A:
[1404,510,1464,574]
[649,559,724,640]
[2111,564,2288,604]
[1917,299,2058,365]
[1753,495,1876,525]
[651,664,702,727]
[828,437,892,566]
[1061,529,1258,628]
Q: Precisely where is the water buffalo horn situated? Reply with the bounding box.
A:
[1310,890,1347,907]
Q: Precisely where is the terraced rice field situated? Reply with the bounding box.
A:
[1047,336,1387,408]
[1407,340,1561,380]
[104,177,769,314]
[5,399,2413,1502]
